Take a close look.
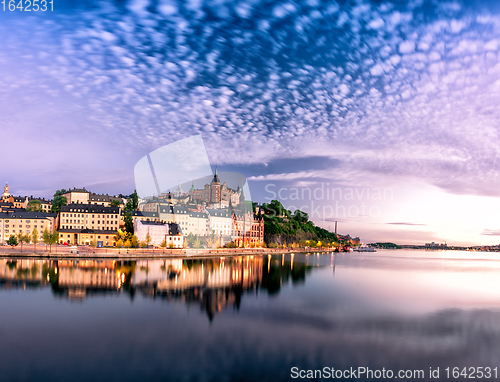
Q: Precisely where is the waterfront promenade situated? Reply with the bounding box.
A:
[0,244,336,259]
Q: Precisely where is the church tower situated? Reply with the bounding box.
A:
[210,167,221,203]
[2,183,10,200]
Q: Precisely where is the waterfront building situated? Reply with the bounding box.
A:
[337,234,361,245]
[134,219,183,248]
[58,203,120,246]
[0,211,57,244]
[232,209,265,247]
[206,208,233,237]
[186,211,210,236]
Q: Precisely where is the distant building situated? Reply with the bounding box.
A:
[337,234,360,245]
[62,188,90,204]
[88,193,124,207]
[2,183,10,200]
[188,169,242,208]
[424,242,447,248]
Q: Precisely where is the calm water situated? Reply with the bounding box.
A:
[1,250,500,381]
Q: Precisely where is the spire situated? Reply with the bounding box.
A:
[211,166,220,184]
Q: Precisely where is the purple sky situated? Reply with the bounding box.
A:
[2,0,500,245]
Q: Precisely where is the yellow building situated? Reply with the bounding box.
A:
[0,211,57,244]
[62,188,90,204]
[58,203,120,246]
[89,193,124,208]
[11,196,26,209]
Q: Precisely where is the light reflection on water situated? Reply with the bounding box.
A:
[1,250,500,381]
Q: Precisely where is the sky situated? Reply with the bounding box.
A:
[2,0,500,245]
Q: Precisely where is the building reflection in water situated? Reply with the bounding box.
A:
[0,253,321,319]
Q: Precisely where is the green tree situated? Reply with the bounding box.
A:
[262,200,287,217]
[51,189,68,213]
[17,231,29,252]
[145,232,151,248]
[43,229,59,253]
[185,233,195,248]
[7,235,17,246]
[252,202,257,213]
[124,211,134,235]
[43,228,50,243]
[194,235,201,248]
[130,234,139,248]
[125,190,139,211]
[292,209,309,223]
[110,199,121,207]
[51,231,59,250]
[31,227,39,251]
[160,238,167,248]
[124,239,132,248]
[26,200,42,212]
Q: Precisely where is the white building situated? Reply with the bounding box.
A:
[134,218,184,248]
[206,209,233,236]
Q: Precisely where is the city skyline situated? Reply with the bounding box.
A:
[3,0,500,245]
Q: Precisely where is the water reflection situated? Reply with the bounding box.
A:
[0,254,319,320]
[2,251,500,381]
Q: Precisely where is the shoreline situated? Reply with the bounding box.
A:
[0,246,337,260]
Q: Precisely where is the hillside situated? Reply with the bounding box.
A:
[260,200,338,247]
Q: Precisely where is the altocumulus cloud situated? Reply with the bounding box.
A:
[2,0,500,196]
